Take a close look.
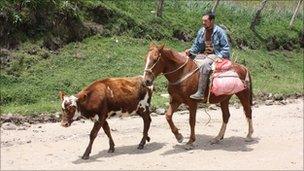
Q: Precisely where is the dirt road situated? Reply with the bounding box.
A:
[1,99,303,170]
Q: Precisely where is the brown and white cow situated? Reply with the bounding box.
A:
[59,76,153,160]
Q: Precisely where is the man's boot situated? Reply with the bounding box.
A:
[190,71,209,100]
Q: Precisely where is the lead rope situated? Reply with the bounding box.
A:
[203,80,212,126]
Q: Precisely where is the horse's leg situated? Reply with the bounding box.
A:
[138,110,151,149]
[184,102,197,149]
[236,90,254,142]
[166,100,183,143]
[210,96,231,144]
[102,120,115,153]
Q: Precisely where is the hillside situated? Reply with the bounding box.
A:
[0,0,303,115]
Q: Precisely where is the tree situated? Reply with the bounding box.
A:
[212,0,221,14]
[156,0,165,17]
[289,0,303,28]
[250,0,268,42]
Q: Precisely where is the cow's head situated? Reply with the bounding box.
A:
[59,91,84,127]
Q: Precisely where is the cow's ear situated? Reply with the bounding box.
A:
[77,92,87,103]
[59,91,66,101]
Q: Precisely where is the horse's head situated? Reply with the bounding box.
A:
[143,44,166,86]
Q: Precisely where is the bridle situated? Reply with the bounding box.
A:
[144,53,198,85]
[144,54,189,78]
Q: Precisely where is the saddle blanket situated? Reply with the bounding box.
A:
[211,70,246,96]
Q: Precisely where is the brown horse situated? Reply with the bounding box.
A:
[143,44,253,148]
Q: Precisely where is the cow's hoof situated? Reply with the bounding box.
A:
[245,136,253,142]
[176,133,184,143]
[108,148,115,153]
[184,144,194,150]
[210,138,220,145]
[81,155,89,160]
[137,144,144,150]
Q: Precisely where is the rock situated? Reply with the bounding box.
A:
[41,51,50,59]
[27,48,38,55]
[234,103,240,109]
[160,94,170,98]
[274,101,281,105]
[172,29,192,42]
[279,100,287,105]
[274,94,284,101]
[155,108,166,115]
[17,126,27,130]
[208,104,218,110]
[150,112,158,117]
[111,128,117,132]
[1,123,17,130]
[265,100,274,106]
[23,122,31,127]
[268,93,273,99]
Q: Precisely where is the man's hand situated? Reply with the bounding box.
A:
[184,49,190,56]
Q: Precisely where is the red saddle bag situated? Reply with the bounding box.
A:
[211,59,246,96]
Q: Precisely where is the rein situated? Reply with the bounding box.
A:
[144,54,199,85]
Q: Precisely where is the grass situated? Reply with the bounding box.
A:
[0,1,303,115]
[1,35,303,115]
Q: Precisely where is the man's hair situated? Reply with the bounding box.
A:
[203,11,215,20]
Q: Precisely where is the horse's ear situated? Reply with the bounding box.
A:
[149,42,157,48]
[158,44,165,51]
[59,91,66,101]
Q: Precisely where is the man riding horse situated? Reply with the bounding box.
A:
[185,11,230,101]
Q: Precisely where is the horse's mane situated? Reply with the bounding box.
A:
[162,47,187,63]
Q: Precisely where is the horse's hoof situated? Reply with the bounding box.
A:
[245,136,253,142]
[137,144,144,150]
[108,148,115,153]
[81,155,89,160]
[176,134,184,143]
[210,138,220,145]
[184,144,194,150]
[146,136,151,142]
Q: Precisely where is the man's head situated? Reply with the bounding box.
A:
[202,11,215,29]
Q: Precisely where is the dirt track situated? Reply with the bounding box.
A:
[1,99,303,170]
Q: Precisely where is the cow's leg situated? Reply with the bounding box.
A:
[82,120,103,160]
[138,110,151,149]
[166,100,183,143]
[102,120,115,153]
[210,97,231,144]
[236,91,254,142]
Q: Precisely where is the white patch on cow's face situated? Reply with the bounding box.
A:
[107,86,114,98]
[61,95,81,121]
[72,110,81,120]
[62,95,78,109]
[137,92,150,112]
[91,114,99,122]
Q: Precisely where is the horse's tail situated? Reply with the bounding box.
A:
[246,70,253,106]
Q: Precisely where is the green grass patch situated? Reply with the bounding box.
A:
[1,35,303,115]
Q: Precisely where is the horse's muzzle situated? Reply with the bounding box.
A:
[144,79,153,86]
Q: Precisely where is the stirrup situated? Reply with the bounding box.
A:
[190,93,204,100]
